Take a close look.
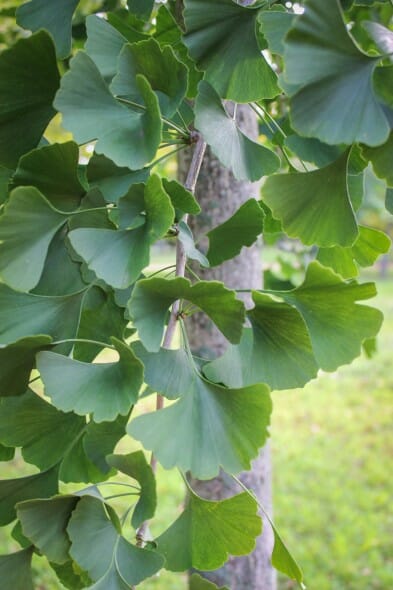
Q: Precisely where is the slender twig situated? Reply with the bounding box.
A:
[136,135,207,546]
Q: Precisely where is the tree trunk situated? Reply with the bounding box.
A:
[179,104,276,590]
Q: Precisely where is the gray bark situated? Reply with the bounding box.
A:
[179,104,276,590]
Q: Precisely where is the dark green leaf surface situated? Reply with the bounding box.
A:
[0,548,34,590]
[195,81,280,181]
[162,178,201,216]
[111,38,188,117]
[156,490,261,571]
[129,276,246,352]
[258,9,295,56]
[0,187,67,291]
[278,262,383,371]
[0,336,52,397]
[13,142,86,211]
[205,292,318,390]
[16,0,79,58]
[262,151,358,247]
[0,390,85,471]
[85,15,129,82]
[87,153,149,203]
[283,0,391,146]
[69,175,174,289]
[271,524,304,587]
[206,199,264,266]
[17,496,79,564]
[0,285,85,348]
[37,338,143,422]
[0,31,59,168]
[127,0,154,19]
[0,166,12,205]
[68,496,164,587]
[184,0,279,102]
[0,444,15,461]
[0,465,58,526]
[107,452,157,528]
[129,363,271,479]
[83,415,128,475]
[55,52,162,170]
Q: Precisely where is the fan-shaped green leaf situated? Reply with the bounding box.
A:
[129,276,245,352]
[205,292,318,390]
[262,151,358,247]
[16,0,79,58]
[258,9,295,56]
[183,0,279,102]
[127,0,154,20]
[178,222,209,267]
[271,524,305,587]
[0,285,85,349]
[107,452,156,529]
[318,226,391,279]
[69,175,174,289]
[0,336,52,397]
[0,187,68,291]
[0,465,58,526]
[13,142,86,211]
[87,153,149,203]
[37,338,143,422]
[54,52,162,170]
[68,496,164,587]
[0,31,59,168]
[17,496,79,564]
[195,81,280,181]
[156,490,261,571]
[162,178,201,216]
[0,548,34,590]
[129,362,271,479]
[83,415,129,475]
[85,15,128,82]
[283,0,391,145]
[206,199,264,266]
[278,261,383,371]
[111,38,188,117]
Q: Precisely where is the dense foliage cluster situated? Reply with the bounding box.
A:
[0,0,392,588]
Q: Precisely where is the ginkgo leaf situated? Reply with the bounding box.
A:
[0,336,52,397]
[68,496,164,587]
[261,151,358,247]
[278,261,383,371]
[178,222,210,267]
[363,133,393,186]
[37,338,143,422]
[87,153,149,203]
[205,292,319,390]
[85,15,130,82]
[132,343,195,400]
[206,199,264,266]
[16,0,79,58]
[0,465,59,526]
[0,31,59,168]
[190,574,229,590]
[127,0,154,20]
[0,285,85,350]
[111,38,188,117]
[12,142,86,211]
[183,0,279,102]
[54,52,162,170]
[129,362,271,479]
[17,496,79,564]
[0,547,34,590]
[317,226,391,279]
[69,175,175,289]
[156,490,261,571]
[162,178,201,216]
[258,9,295,56]
[0,187,68,291]
[195,81,280,182]
[283,0,391,146]
[128,276,246,352]
[107,452,157,528]
[271,523,305,587]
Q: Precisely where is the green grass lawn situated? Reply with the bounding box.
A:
[0,272,392,589]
